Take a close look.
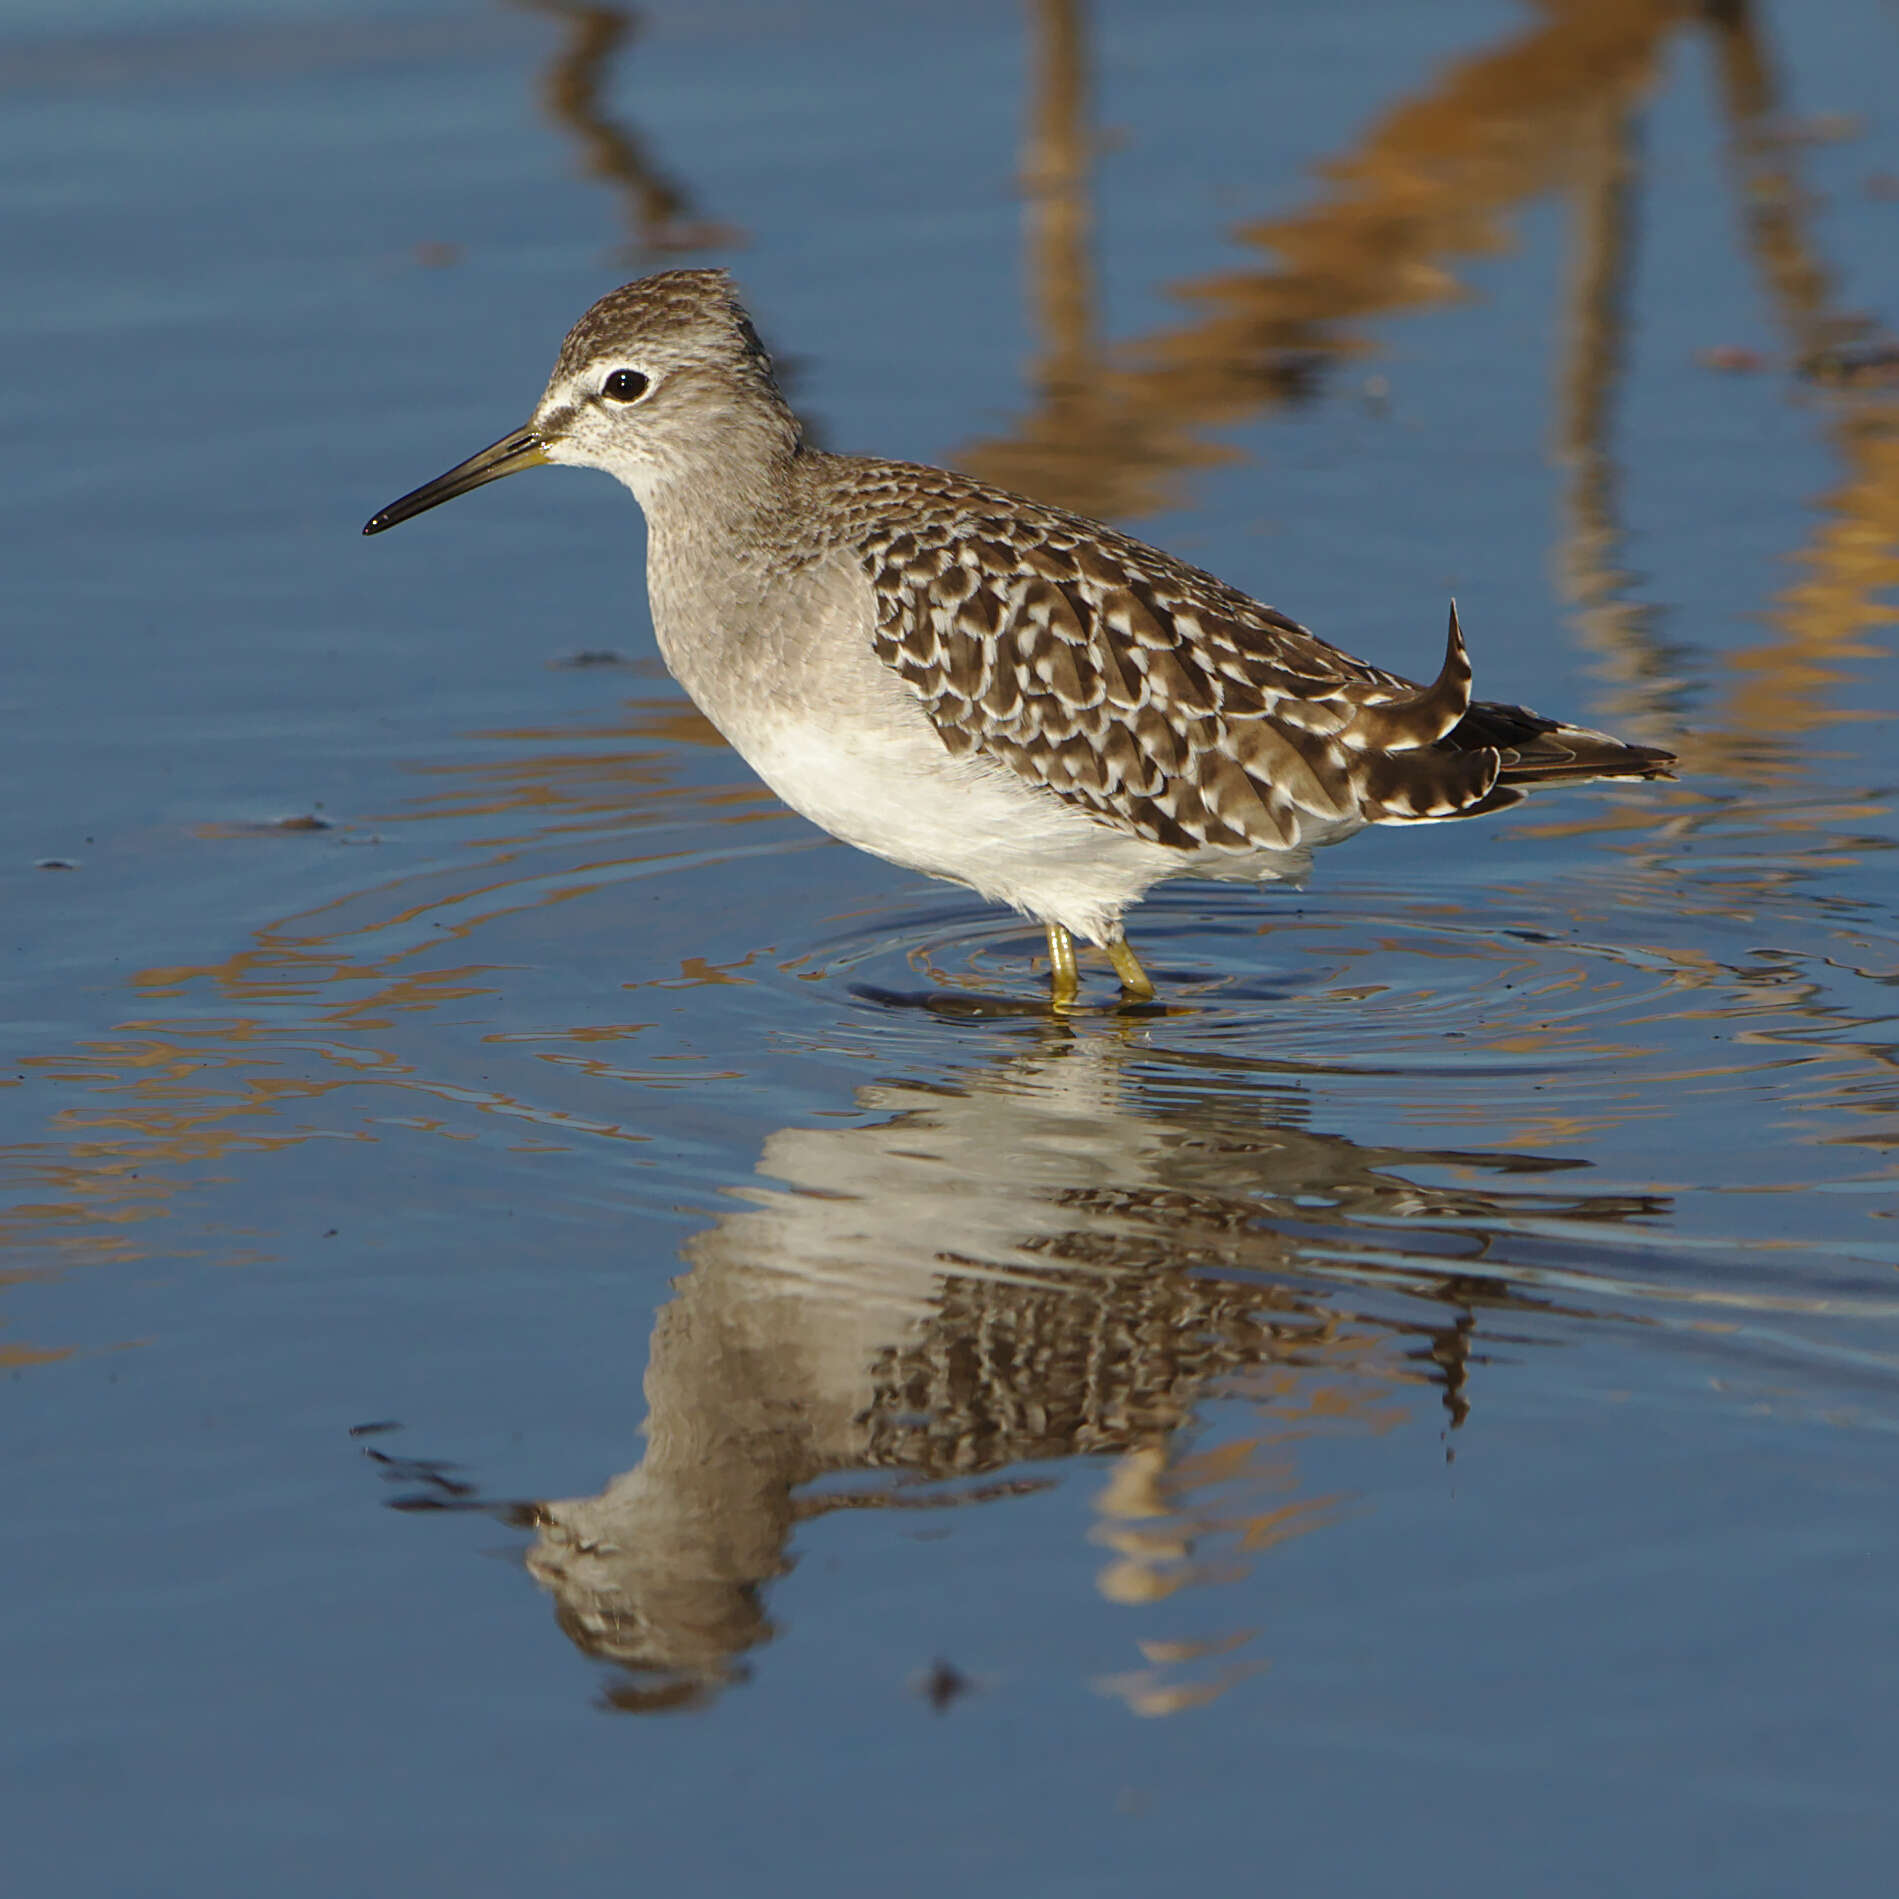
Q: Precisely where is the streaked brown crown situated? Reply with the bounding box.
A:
[553,268,778,388]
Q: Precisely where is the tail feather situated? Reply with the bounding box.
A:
[1449,698,1677,786]
[1358,605,1677,827]
[1341,602,1474,752]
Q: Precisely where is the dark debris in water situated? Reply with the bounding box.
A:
[917,1659,974,1715]
[195,814,335,838]
[551,647,634,668]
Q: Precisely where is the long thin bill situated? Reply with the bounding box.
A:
[362,426,550,535]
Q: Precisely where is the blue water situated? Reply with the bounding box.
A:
[4,2,1898,1892]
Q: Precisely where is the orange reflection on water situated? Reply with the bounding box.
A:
[966,0,1692,519]
[4,701,755,1271]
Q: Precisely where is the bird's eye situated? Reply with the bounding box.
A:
[602,369,650,402]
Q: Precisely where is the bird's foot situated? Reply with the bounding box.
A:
[1045,923,1081,1011]
[1106,936,1156,1002]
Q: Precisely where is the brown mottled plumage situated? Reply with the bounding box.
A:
[844,462,1670,855]
[365,269,1677,1003]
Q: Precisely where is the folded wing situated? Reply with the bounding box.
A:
[857,469,1672,851]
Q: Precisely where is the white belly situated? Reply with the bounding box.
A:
[738,711,1176,942]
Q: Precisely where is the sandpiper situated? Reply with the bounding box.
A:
[365,269,1674,1004]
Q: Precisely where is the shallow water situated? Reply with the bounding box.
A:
[5,0,1899,1891]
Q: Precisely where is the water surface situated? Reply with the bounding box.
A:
[4,1,1898,1892]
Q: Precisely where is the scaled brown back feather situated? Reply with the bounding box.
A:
[836,460,1673,853]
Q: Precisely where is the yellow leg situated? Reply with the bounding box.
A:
[1106,936,1155,1000]
[1046,923,1080,1008]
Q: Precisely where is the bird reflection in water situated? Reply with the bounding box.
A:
[423,1027,1665,1714]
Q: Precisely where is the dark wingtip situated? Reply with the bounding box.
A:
[1626,747,1679,780]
